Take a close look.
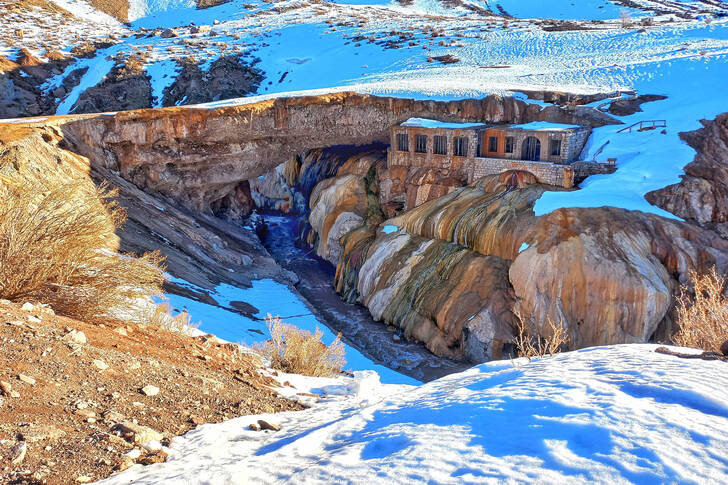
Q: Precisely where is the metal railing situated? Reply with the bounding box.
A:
[617,120,666,133]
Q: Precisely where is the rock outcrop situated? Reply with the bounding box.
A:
[73,55,153,114]
[646,113,728,236]
[510,207,728,348]
[330,168,728,362]
[353,229,515,362]
[0,51,75,119]
[308,175,369,265]
[161,56,263,108]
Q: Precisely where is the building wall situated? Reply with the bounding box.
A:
[390,126,479,171]
[469,157,575,188]
[389,125,587,190]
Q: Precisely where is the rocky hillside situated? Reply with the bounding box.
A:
[0,299,301,485]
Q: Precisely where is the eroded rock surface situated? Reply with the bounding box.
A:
[60,92,617,217]
[330,167,728,362]
[646,113,728,236]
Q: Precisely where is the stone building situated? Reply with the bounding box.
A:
[388,118,594,190]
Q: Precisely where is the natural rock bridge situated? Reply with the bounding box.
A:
[59,92,617,215]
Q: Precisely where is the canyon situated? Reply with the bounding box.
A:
[3,91,727,367]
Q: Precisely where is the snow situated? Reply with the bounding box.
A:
[49,0,122,26]
[163,277,418,385]
[534,51,728,218]
[144,59,180,108]
[400,117,485,129]
[485,0,646,21]
[98,344,728,484]
[509,121,582,131]
[54,53,118,115]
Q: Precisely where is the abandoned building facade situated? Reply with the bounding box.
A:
[388,119,593,189]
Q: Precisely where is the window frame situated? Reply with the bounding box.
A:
[454,136,469,157]
[550,139,562,157]
[433,135,448,155]
[505,136,514,154]
[415,134,428,154]
[396,133,409,152]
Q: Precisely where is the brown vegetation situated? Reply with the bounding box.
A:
[256,315,346,377]
[513,311,570,359]
[143,302,199,335]
[672,267,728,353]
[0,177,165,323]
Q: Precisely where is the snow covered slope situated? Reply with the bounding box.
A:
[98,345,728,484]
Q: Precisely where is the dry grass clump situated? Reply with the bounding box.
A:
[145,302,199,335]
[0,178,165,323]
[256,315,346,377]
[672,267,728,353]
[513,311,570,359]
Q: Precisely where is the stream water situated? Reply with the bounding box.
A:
[258,213,468,382]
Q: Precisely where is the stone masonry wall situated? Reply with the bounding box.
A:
[469,157,575,187]
[390,126,577,189]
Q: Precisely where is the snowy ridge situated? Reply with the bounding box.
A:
[98,345,728,484]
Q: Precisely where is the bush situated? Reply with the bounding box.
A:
[619,9,633,28]
[513,311,569,359]
[672,267,728,353]
[0,178,165,323]
[144,302,199,335]
[256,315,346,377]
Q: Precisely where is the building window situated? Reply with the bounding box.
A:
[454,136,468,157]
[522,136,541,161]
[415,134,428,153]
[488,136,498,153]
[433,135,447,155]
[550,139,562,156]
[505,137,514,154]
[396,133,409,152]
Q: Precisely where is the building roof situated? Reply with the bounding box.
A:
[507,121,583,131]
[399,118,485,130]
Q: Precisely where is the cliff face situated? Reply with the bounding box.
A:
[329,168,728,362]
[646,113,728,237]
[60,92,617,217]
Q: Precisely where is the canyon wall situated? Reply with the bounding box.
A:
[307,164,728,362]
[60,92,617,218]
[646,113,728,238]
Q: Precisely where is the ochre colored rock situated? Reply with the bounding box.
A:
[354,230,515,362]
[308,175,368,265]
[511,207,728,348]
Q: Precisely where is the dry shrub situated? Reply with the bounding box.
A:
[0,178,165,323]
[513,310,570,359]
[672,267,728,353]
[145,302,199,335]
[256,315,346,377]
[619,9,633,28]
